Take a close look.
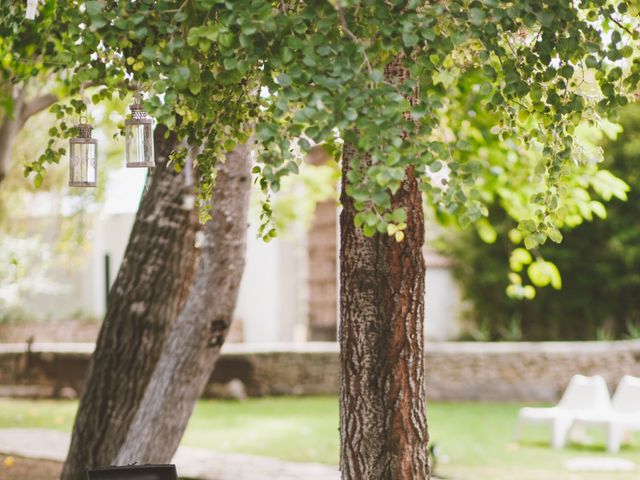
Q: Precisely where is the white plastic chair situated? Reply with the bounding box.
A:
[515,375,611,448]
[573,375,640,453]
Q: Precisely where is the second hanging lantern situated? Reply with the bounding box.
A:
[125,92,154,168]
[69,116,98,187]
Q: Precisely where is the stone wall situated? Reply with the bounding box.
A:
[425,341,640,401]
[1,341,639,401]
[0,321,101,343]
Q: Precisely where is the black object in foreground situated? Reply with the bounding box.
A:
[87,464,177,480]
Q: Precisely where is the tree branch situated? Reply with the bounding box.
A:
[337,4,373,74]
[19,92,58,127]
[609,15,635,37]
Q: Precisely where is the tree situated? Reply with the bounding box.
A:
[61,127,200,479]
[340,146,428,477]
[0,85,57,185]
[444,104,640,341]
[113,140,252,464]
[5,1,639,478]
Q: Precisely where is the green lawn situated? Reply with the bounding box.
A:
[1,397,639,480]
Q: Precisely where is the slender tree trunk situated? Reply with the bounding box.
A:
[113,141,252,464]
[339,142,428,478]
[0,86,26,186]
[0,80,57,187]
[61,127,199,480]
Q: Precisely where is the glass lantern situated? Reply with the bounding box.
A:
[125,93,154,168]
[69,118,98,187]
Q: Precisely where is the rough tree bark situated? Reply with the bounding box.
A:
[113,141,252,464]
[339,54,429,479]
[339,143,428,479]
[61,127,200,480]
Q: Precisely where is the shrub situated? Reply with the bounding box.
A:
[442,105,640,341]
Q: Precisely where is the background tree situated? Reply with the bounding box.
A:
[0,87,56,185]
[0,1,79,187]
[443,103,640,341]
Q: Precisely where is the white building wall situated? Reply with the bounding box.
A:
[235,221,306,343]
[234,228,282,343]
[16,181,464,342]
[425,266,463,341]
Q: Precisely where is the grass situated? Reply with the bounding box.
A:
[1,397,639,480]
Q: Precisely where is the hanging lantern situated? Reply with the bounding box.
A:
[69,116,98,187]
[125,92,155,168]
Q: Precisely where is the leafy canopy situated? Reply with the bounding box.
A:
[2,0,639,243]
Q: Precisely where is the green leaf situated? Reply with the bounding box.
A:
[85,0,104,17]
[469,8,486,26]
[524,236,538,250]
[277,74,292,87]
[510,248,532,272]
[590,201,606,219]
[527,260,562,289]
[390,208,407,224]
[363,224,377,237]
[370,70,383,84]
[476,219,497,244]
[547,227,563,244]
[402,31,419,47]
[344,108,358,122]
[364,212,378,227]
[536,11,555,28]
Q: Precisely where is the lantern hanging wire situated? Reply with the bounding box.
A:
[125,90,155,168]
[69,113,98,188]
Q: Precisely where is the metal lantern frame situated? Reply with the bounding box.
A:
[68,115,98,188]
[125,91,155,168]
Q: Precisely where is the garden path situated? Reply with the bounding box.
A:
[0,428,339,480]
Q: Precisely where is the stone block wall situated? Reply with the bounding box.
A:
[424,341,640,401]
[0,341,639,402]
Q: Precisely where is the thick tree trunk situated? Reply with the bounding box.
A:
[339,142,428,479]
[61,127,199,480]
[113,141,252,464]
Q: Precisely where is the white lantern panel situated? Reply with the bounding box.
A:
[69,141,97,187]
[126,122,154,167]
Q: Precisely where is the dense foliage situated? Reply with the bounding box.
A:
[443,104,640,341]
[1,0,638,242]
